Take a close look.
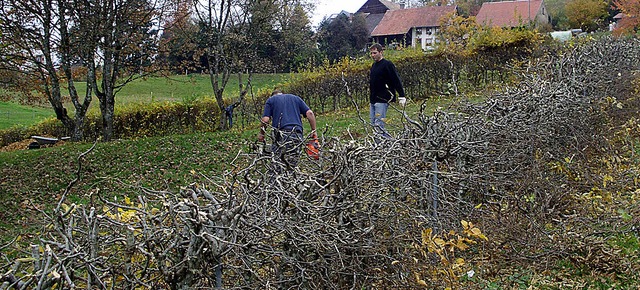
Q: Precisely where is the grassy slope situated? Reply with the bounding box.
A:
[1,72,638,288]
[2,97,639,288]
[86,73,291,105]
[0,130,250,238]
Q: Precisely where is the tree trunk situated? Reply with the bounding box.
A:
[41,11,75,136]
[45,67,75,135]
[208,60,231,131]
[58,1,92,142]
[101,100,115,142]
[98,35,117,142]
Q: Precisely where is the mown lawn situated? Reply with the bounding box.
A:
[0,102,54,130]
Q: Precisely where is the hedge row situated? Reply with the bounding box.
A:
[0,99,220,146]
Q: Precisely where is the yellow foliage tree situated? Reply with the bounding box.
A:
[565,0,609,31]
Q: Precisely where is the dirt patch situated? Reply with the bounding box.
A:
[0,139,33,152]
[0,138,66,152]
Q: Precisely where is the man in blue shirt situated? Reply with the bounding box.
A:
[258,89,317,171]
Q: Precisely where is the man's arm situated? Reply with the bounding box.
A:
[305,110,317,138]
[258,116,270,141]
[388,62,405,98]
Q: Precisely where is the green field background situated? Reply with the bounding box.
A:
[0,73,290,130]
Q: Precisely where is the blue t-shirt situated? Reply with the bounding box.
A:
[262,94,310,132]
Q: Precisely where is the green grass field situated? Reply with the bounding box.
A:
[70,73,291,106]
[2,94,639,288]
[0,102,55,129]
[0,73,291,130]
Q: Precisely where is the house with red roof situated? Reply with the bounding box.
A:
[356,0,403,36]
[370,5,457,50]
[475,0,551,29]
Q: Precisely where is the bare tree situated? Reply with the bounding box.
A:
[192,0,314,130]
[192,0,250,130]
[0,0,176,142]
[0,0,91,141]
[86,0,174,141]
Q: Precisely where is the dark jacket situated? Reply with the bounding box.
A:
[369,58,405,104]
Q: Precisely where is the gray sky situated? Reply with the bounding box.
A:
[311,0,363,28]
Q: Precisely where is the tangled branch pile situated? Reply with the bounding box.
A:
[2,36,639,289]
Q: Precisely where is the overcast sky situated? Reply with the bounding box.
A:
[310,0,363,29]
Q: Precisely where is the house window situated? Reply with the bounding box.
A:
[426,28,432,35]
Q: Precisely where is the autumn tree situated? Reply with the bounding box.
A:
[410,0,484,16]
[545,0,571,29]
[565,0,609,31]
[192,0,315,130]
[192,0,252,130]
[0,0,92,140]
[88,0,176,141]
[266,1,318,72]
[160,0,316,75]
[316,13,369,63]
[612,0,640,34]
[420,0,455,7]
[437,13,481,53]
[0,26,36,103]
[0,0,174,142]
[456,0,485,17]
[158,1,201,74]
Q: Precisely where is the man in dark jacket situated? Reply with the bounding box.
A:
[369,43,406,140]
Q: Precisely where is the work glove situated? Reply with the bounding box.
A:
[398,97,407,107]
